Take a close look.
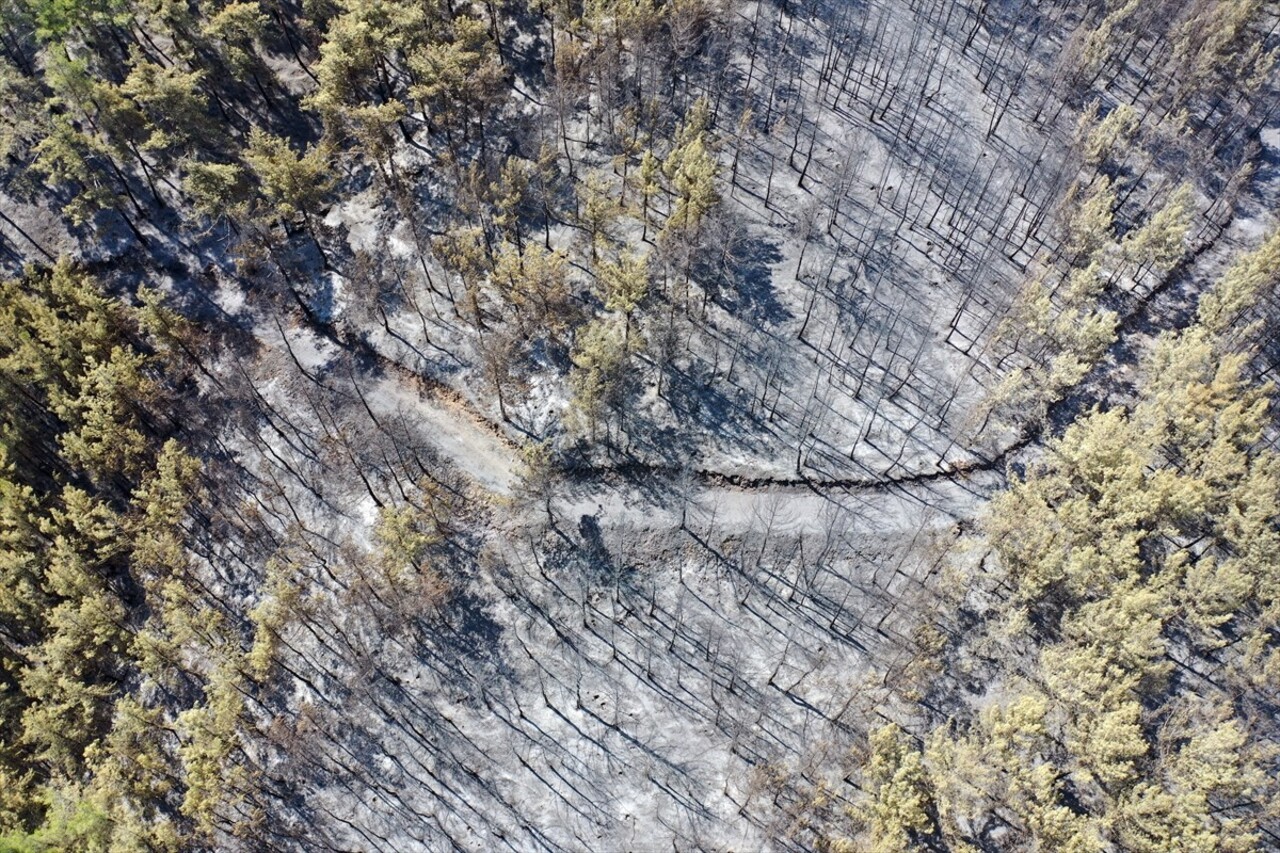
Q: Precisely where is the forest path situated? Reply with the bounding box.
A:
[162,259,525,497]
[360,365,522,497]
[263,305,528,496]
[245,296,1002,529]
[334,323,1006,529]
[548,467,999,538]
[209,123,1280,523]
[171,259,993,521]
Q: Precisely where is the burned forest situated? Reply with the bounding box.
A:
[2,0,1280,850]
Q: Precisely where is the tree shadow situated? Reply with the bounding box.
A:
[706,231,789,325]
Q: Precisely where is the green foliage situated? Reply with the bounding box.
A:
[243,129,335,223]
[1063,176,1115,263]
[117,59,213,158]
[56,345,155,480]
[178,663,249,836]
[492,156,533,243]
[307,0,427,156]
[200,1,269,77]
[662,129,718,238]
[360,485,454,617]
[1120,182,1194,277]
[408,15,505,137]
[598,250,649,320]
[840,243,1280,850]
[182,160,251,221]
[1197,227,1280,335]
[0,261,128,437]
[25,0,128,41]
[568,317,628,435]
[0,793,112,853]
[1172,0,1277,98]
[434,224,492,328]
[247,559,300,681]
[130,439,200,574]
[0,59,44,162]
[577,172,624,256]
[31,120,117,224]
[990,261,1118,421]
[0,264,237,846]
[491,241,572,330]
[634,147,662,236]
[0,0,1277,847]
[1080,102,1138,167]
[862,725,934,851]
